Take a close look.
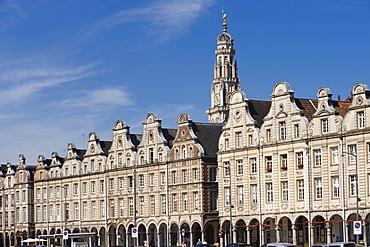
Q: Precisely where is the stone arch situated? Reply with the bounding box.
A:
[330,214,344,242]
[235,219,247,244]
[91,227,99,247]
[248,218,260,247]
[170,222,179,246]
[221,220,232,245]
[295,215,308,246]
[191,222,202,247]
[147,223,157,247]
[99,227,106,247]
[109,225,117,247]
[180,222,191,246]
[159,222,168,247]
[278,216,293,243]
[312,215,326,245]
[347,213,363,243]
[138,224,147,246]
[263,217,277,243]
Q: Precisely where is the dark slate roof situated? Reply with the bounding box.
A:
[248,99,271,127]
[100,141,112,156]
[130,134,142,147]
[191,122,224,156]
[24,164,38,171]
[75,149,86,160]
[162,129,177,147]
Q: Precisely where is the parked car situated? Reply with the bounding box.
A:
[311,245,323,247]
[266,243,297,247]
[226,243,251,247]
[196,244,215,247]
[323,242,356,247]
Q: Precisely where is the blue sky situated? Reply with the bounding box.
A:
[1,0,369,164]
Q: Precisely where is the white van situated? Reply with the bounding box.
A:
[266,243,297,247]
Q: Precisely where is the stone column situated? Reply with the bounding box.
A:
[261,226,265,245]
[325,222,332,244]
[345,221,350,243]
[310,225,315,245]
[363,222,368,247]
[246,228,251,245]
[292,225,297,246]
[276,226,281,243]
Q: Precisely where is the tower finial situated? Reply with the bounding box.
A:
[222,8,228,32]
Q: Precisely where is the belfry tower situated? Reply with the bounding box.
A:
[206,12,241,123]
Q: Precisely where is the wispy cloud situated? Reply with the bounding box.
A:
[61,87,134,109]
[82,0,216,44]
[0,62,102,104]
[0,0,26,31]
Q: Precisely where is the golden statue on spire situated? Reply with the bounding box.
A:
[222,9,228,23]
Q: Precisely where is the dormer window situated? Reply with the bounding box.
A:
[358,111,365,129]
[322,118,329,133]
[279,122,287,140]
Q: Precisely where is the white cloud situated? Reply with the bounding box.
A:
[61,87,134,109]
[83,0,216,43]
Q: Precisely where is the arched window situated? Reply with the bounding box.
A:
[182,145,187,159]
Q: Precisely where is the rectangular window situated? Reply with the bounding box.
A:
[160,172,166,185]
[225,138,229,150]
[110,199,115,218]
[149,148,154,164]
[150,195,155,216]
[331,147,339,165]
[296,152,303,169]
[367,143,370,163]
[210,190,217,211]
[182,170,188,183]
[139,196,144,216]
[50,187,54,198]
[224,161,230,176]
[91,181,96,194]
[209,167,217,182]
[314,149,322,166]
[129,197,134,217]
[281,181,288,202]
[294,124,300,138]
[250,158,257,174]
[237,186,244,205]
[297,180,304,200]
[119,198,124,217]
[315,178,323,200]
[118,153,123,167]
[183,193,188,212]
[101,200,105,218]
[119,177,124,189]
[43,187,47,199]
[91,201,96,219]
[237,160,243,175]
[280,121,287,140]
[139,174,144,187]
[266,183,273,202]
[193,192,199,211]
[149,173,154,186]
[248,134,253,146]
[73,183,78,195]
[74,202,79,220]
[128,176,133,188]
[172,194,178,213]
[83,201,87,219]
[358,111,365,129]
[266,129,271,142]
[172,171,177,185]
[91,159,95,172]
[236,132,242,148]
[100,180,104,193]
[322,118,329,133]
[193,168,199,182]
[161,194,167,214]
[225,187,231,206]
[350,175,358,197]
[281,154,288,170]
[349,145,357,164]
[332,176,340,198]
[109,178,114,190]
[82,182,87,195]
[251,184,258,204]
[266,156,272,172]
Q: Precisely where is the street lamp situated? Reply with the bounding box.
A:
[62,185,68,247]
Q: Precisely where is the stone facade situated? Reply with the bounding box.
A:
[1,13,369,247]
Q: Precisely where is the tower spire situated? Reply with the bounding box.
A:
[206,10,241,123]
